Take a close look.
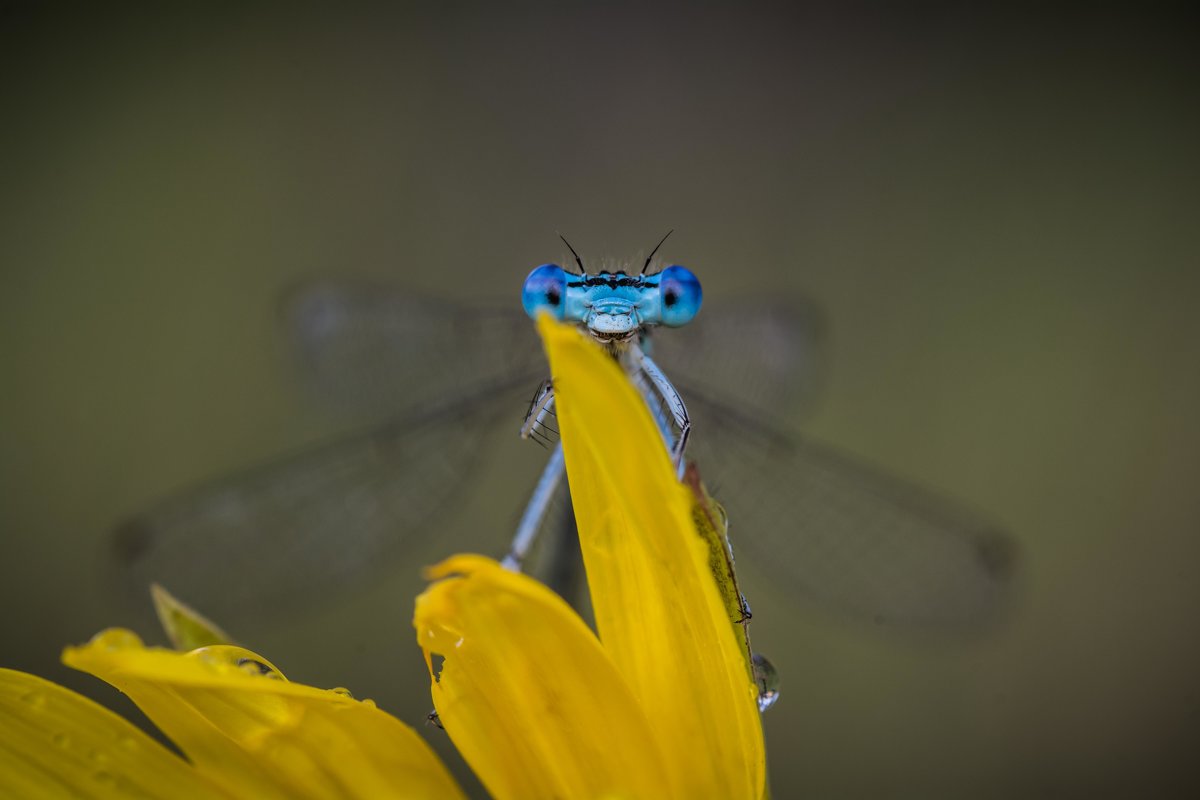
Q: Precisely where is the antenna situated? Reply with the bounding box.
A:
[558,233,585,274]
[641,229,674,275]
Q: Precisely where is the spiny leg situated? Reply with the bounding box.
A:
[639,350,692,476]
[505,381,566,572]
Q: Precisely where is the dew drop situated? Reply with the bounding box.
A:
[188,646,287,681]
[89,629,144,652]
[94,771,116,788]
[89,748,110,765]
[21,691,46,709]
[52,732,71,749]
[190,648,220,667]
[237,657,284,680]
[115,734,139,753]
[329,687,355,699]
[751,653,780,713]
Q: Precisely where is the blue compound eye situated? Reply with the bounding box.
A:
[521,264,569,320]
[658,265,702,327]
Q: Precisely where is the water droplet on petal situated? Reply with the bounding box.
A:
[236,657,284,679]
[115,734,139,753]
[329,687,354,699]
[21,691,46,709]
[752,652,780,713]
[89,629,144,651]
[94,771,116,788]
[187,646,288,681]
[52,733,71,749]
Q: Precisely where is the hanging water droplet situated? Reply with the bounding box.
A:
[751,652,780,712]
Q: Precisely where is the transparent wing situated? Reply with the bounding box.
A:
[112,283,548,623]
[285,280,544,421]
[644,297,827,420]
[110,388,535,624]
[682,390,1018,629]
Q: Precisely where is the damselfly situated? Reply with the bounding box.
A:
[113,239,1015,638]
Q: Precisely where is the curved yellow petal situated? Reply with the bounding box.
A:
[538,315,767,798]
[0,668,226,799]
[414,554,672,800]
[64,630,463,799]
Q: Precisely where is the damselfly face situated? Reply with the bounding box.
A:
[522,265,703,342]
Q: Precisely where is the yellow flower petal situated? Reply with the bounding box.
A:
[538,315,767,798]
[414,554,673,800]
[0,667,226,798]
[63,630,463,799]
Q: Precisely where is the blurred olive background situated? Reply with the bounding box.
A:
[2,2,1197,797]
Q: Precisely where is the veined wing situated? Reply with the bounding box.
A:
[644,297,827,421]
[285,281,544,421]
[112,284,546,622]
[111,384,530,624]
[681,388,1018,629]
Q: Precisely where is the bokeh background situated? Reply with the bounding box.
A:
[2,2,1197,797]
